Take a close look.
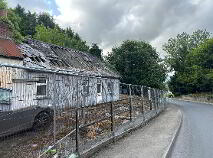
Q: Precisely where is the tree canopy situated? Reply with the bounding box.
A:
[107,40,167,89]
[89,43,102,59]
[0,0,7,10]
[0,4,90,52]
[163,30,210,72]
[37,13,55,29]
[34,25,89,52]
[164,30,212,95]
[183,38,213,93]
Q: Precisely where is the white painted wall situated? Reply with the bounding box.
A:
[0,57,23,65]
[0,66,120,110]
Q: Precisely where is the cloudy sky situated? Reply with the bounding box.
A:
[7,0,213,56]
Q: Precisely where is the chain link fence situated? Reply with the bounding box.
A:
[0,64,167,158]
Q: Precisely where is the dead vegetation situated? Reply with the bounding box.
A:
[0,96,152,158]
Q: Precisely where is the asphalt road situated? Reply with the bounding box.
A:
[169,99,213,158]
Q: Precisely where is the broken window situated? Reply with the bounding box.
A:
[97,80,102,94]
[36,78,47,96]
[0,88,11,104]
[82,78,89,95]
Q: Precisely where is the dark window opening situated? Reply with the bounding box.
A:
[82,79,89,94]
[97,80,102,94]
[108,82,114,93]
[36,78,47,96]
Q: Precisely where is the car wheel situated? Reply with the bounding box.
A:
[33,112,51,131]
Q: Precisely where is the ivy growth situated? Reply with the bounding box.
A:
[0,0,7,10]
[0,16,23,43]
[0,16,14,30]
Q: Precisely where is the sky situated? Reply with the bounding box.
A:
[7,0,213,56]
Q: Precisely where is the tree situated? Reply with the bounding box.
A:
[22,11,37,36]
[34,25,66,46]
[7,4,89,51]
[13,5,37,36]
[0,0,7,9]
[163,30,211,95]
[34,25,89,52]
[107,40,167,89]
[183,38,213,93]
[13,4,25,18]
[89,43,102,59]
[37,13,55,29]
[7,9,23,42]
[0,2,23,43]
[163,30,210,72]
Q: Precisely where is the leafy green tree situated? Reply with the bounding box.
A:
[183,38,213,93]
[37,13,55,29]
[34,25,89,52]
[164,30,211,95]
[65,27,74,38]
[6,4,89,51]
[89,43,102,59]
[13,4,25,18]
[107,40,167,89]
[22,11,37,36]
[34,25,66,46]
[7,9,21,31]
[0,0,7,9]
[163,30,210,72]
[0,1,23,43]
[13,5,37,36]
[7,9,23,42]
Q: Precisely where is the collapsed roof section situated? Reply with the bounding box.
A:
[17,39,119,78]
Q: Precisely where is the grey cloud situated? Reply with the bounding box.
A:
[8,0,213,55]
[64,0,204,52]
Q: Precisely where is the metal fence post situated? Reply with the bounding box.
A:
[53,72,57,144]
[148,87,152,110]
[75,108,79,154]
[156,89,159,114]
[110,101,114,134]
[164,91,166,109]
[75,80,80,154]
[156,89,158,110]
[129,84,132,121]
[140,86,144,115]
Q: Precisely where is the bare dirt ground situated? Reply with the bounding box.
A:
[0,96,152,158]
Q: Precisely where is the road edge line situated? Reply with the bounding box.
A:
[162,107,183,158]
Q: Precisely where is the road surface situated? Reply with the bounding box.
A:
[169,99,213,158]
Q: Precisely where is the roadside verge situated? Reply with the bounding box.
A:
[174,98,213,105]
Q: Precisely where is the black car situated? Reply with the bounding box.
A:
[0,88,53,137]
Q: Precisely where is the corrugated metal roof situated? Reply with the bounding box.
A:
[0,38,23,59]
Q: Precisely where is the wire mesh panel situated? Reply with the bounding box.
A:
[0,64,167,158]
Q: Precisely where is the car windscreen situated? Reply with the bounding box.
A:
[0,89,11,104]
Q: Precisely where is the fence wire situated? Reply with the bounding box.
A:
[0,64,167,158]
